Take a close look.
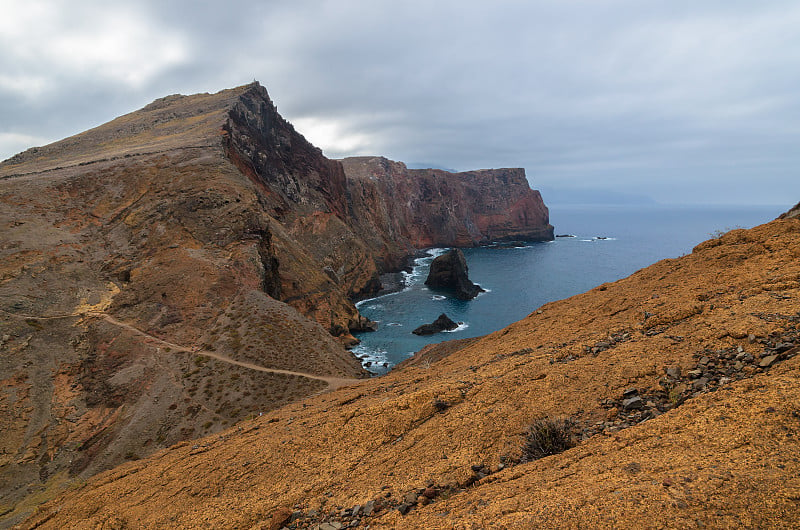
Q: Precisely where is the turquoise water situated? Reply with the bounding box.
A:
[352,204,786,373]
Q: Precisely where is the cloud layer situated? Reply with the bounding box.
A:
[2,0,798,204]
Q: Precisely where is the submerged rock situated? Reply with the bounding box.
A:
[424,249,484,300]
[412,314,459,335]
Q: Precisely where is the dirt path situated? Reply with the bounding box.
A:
[97,314,364,391]
[2,308,363,391]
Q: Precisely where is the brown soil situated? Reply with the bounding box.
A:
[14,214,800,529]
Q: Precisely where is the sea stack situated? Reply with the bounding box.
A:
[412,313,459,335]
[425,249,485,300]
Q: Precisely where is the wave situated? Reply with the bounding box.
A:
[443,322,469,333]
[431,295,446,301]
[350,344,390,372]
[424,247,449,259]
[355,283,409,309]
[358,303,385,311]
[403,247,448,287]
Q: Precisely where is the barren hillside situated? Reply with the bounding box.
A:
[16,211,800,529]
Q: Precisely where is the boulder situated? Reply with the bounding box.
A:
[425,249,484,300]
[412,314,459,335]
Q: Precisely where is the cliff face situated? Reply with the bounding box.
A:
[18,210,800,530]
[0,82,552,522]
[341,156,553,257]
[222,86,553,317]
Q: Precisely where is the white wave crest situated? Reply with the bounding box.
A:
[443,322,469,333]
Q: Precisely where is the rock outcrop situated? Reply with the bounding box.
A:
[780,201,800,219]
[412,313,459,335]
[425,249,484,300]
[17,209,800,529]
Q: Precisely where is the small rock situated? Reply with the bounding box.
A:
[422,487,437,499]
[734,361,744,371]
[622,388,639,398]
[351,505,361,517]
[622,396,644,410]
[698,356,710,365]
[759,355,778,368]
[268,507,293,530]
[412,313,459,336]
[666,367,681,379]
[397,503,413,515]
[404,492,418,505]
[692,378,709,391]
[775,343,795,353]
[687,369,703,379]
[471,464,485,472]
[363,501,375,517]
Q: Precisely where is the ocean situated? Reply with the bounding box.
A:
[352,204,787,373]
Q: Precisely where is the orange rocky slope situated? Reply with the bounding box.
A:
[17,212,800,529]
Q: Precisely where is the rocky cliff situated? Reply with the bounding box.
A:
[341,156,553,254]
[15,207,800,529]
[0,82,552,523]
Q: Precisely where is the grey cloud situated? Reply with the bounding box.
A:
[1,1,799,205]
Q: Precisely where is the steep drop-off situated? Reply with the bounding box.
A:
[341,156,553,253]
[0,82,551,523]
[16,206,800,529]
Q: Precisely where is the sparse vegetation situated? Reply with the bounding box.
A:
[710,225,743,239]
[521,417,577,462]
[432,398,449,412]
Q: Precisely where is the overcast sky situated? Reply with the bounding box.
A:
[1,1,798,205]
